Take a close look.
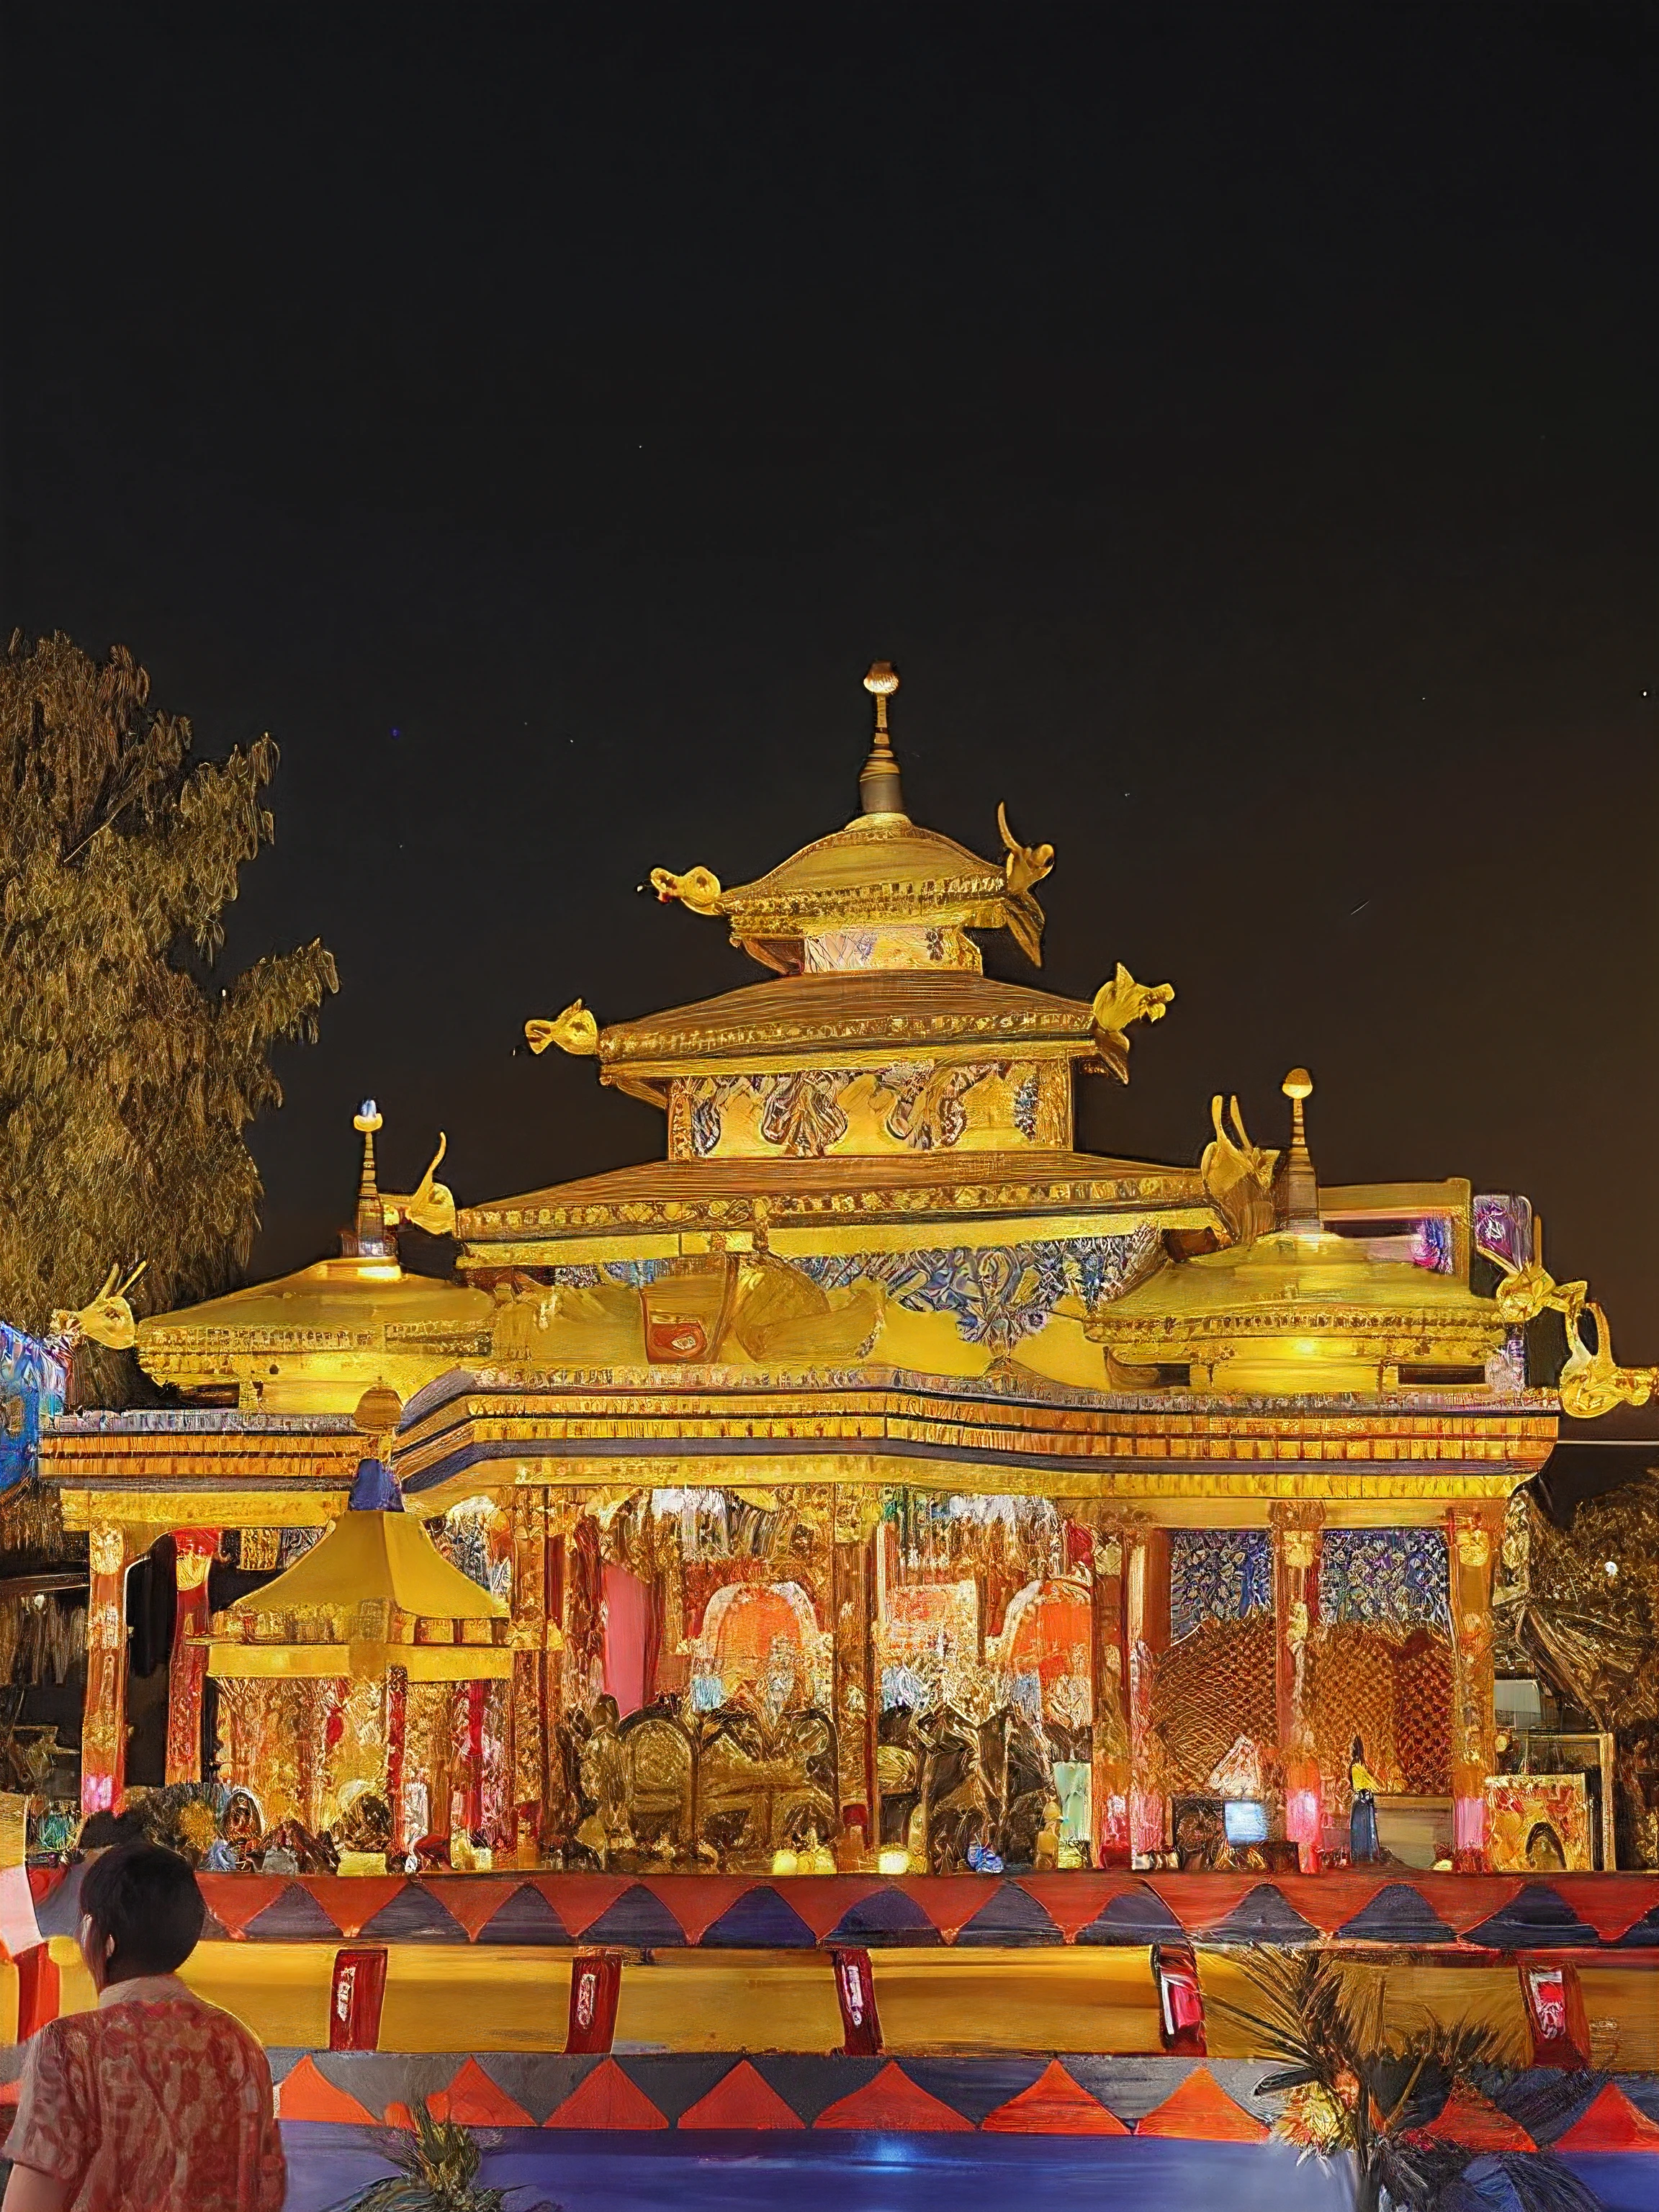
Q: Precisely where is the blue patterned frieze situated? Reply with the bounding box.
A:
[799,1227,1159,1356]
[1321,1527,1451,1632]
[0,1324,67,1494]
[1169,1529,1273,1644]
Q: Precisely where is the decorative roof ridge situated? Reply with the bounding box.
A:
[729,814,1005,900]
[46,1409,360,1434]
[594,968,1103,1069]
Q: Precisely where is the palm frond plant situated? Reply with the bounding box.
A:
[1209,1948,1599,2212]
[329,2098,556,2212]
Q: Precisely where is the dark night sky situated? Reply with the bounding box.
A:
[3,6,1655,1346]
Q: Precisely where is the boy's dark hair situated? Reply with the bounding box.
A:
[76,1807,148,1852]
[79,1840,206,1978]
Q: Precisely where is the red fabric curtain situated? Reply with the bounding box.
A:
[602,1565,650,1717]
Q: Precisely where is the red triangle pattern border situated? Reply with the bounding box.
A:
[198,1870,1659,1950]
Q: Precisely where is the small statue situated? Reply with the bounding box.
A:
[996,803,1055,897]
[575,1695,634,1866]
[1033,1797,1064,1871]
[1200,1094,1278,1246]
[1349,1735,1382,1864]
[203,1787,264,1871]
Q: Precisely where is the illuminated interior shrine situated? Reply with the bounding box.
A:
[37,663,1650,1885]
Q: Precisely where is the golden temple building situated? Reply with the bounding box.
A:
[38,662,1648,1885]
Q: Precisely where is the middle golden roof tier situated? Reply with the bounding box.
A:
[591,969,1110,1100]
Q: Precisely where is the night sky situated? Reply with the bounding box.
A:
[4,7,1655,1352]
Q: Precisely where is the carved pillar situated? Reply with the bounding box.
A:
[508,1488,548,1855]
[454,1678,487,1840]
[1125,1525,1171,1863]
[296,1680,333,1835]
[1447,1502,1503,1871]
[1089,1523,1132,1868]
[386,1664,410,1857]
[81,1524,131,1816]
[543,1503,570,1827]
[832,1489,880,1863]
[1270,1501,1324,1869]
[163,1529,220,1786]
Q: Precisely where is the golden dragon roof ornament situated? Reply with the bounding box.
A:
[1485,1217,1657,1419]
[525,1000,601,1057]
[50,1262,147,1350]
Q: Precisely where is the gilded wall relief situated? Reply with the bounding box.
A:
[802,924,981,972]
[667,1058,1070,1161]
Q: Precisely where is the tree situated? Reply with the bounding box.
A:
[0,632,337,1400]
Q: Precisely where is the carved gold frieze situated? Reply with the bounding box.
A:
[58,1488,349,1532]
[663,1060,1071,1162]
[596,996,1102,1071]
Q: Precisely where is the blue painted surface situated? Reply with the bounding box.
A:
[1558,2157,1659,2212]
[0,1325,66,1495]
[279,2126,1361,2212]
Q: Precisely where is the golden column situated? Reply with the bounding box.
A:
[508,1487,549,1858]
[1088,1521,1133,1868]
[832,1491,881,1864]
[1270,1500,1325,1869]
[81,1524,132,1817]
[1447,1501,1504,1871]
[163,1529,220,1786]
[1125,1524,1171,1863]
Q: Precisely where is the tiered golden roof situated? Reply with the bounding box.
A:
[1089,1072,1508,1393]
[644,662,1054,971]
[136,1106,492,1413]
[207,1456,511,1682]
[498,665,1190,1281]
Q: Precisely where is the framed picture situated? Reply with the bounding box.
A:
[1484,1773,1591,1873]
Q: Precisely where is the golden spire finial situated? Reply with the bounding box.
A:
[1274,1067,1321,1232]
[349,1098,390,1256]
[858,660,907,819]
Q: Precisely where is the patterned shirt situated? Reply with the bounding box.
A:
[3,1989,285,2211]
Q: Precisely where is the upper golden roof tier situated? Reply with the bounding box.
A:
[647,663,1055,973]
[137,1106,493,1413]
[1089,1072,1509,1395]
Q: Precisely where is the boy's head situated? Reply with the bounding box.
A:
[78,1840,206,1987]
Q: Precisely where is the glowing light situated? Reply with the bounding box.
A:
[770,1848,799,1878]
[877,1846,910,1875]
[1604,1560,1619,1579]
